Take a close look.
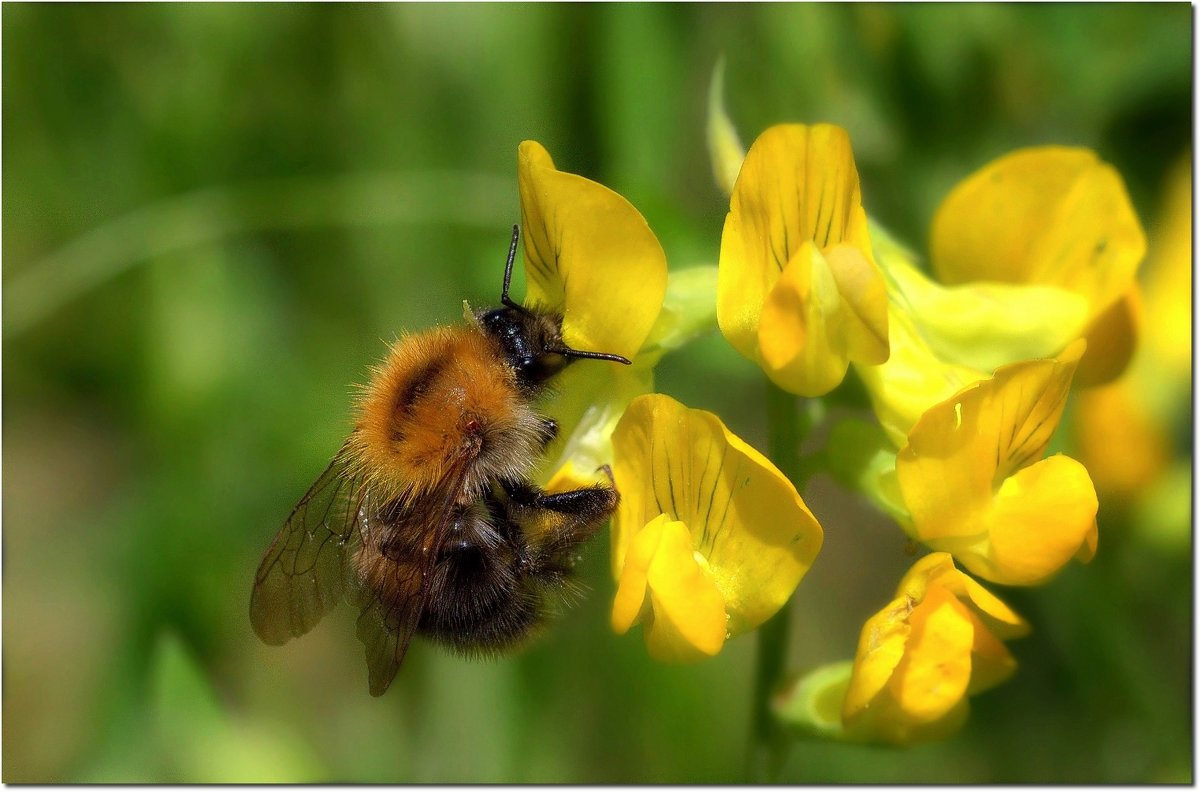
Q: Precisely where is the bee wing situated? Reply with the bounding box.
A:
[352,470,468,696]
[250,444,368,645]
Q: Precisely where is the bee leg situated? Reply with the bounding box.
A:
[501,480,618,565]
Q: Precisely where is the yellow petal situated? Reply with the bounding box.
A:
[715,209,762,362]
[611,513,667,634]
[517,140,667,360]
[894,379,996,545]
[895,552,956,600]
[843,595,913,719]
[1075,286,1141,387]
[717,123,871,368]
[962,609,1019,696]
[756,241,848,396]
[611,514,728,662]
[971,455,1099,586]
[939,569,1030,640]
[754,242,886,396]
[643,519,728,662]
[825,244,889,365]
[888,586,974,723]
[611,393,822,634]
[931,146,1145,319]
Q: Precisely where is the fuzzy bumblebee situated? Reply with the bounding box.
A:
[250,227,625,696]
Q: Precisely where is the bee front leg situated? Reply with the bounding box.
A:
[501,479,618,565]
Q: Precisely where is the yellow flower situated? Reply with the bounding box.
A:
[514,140,670,489]
[609,393,823,661]
[857,221,1092,448]
[895,340,1099,586]
[717,124,889,396]
[840,553,1029,745]
[930,146,1146,385]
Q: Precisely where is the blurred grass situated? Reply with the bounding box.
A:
[2,3,1191,783]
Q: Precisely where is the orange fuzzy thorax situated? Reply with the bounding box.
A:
[347,325,545,504]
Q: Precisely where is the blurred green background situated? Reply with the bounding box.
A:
[3,3,1191,783]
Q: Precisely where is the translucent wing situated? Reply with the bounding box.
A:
[250,444,367,645]
[352,471,469,696]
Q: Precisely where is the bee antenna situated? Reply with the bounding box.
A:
[500,224,524,311]
[546,346,633,366]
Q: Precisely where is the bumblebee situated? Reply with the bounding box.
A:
[251,226,625,695]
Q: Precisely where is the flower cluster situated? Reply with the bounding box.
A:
[506,80,1145,746]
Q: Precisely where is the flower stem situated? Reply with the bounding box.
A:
[748,381,811,780]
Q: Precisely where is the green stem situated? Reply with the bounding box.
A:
[748,599,791,780]
[748,381,811,780]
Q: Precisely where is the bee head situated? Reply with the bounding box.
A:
[477,225,631,391]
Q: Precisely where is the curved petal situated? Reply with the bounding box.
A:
[941,570,1030,640]
[894,377,996,543]
[755,241,889,397]
[612,513,667,635]
[843,595,912,719]
[826,244,889,365]
[1075,286,1141,387]
[896,552,955,599]
[756,241,848,396]
[611,393,822,634]
[517,140,667,360]
[962,611,1019,696]
[930,146,1145,321]
[888,587,974,723]
[972,455,1099,586]
[611,514,728,662]
[644,519,728,662]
